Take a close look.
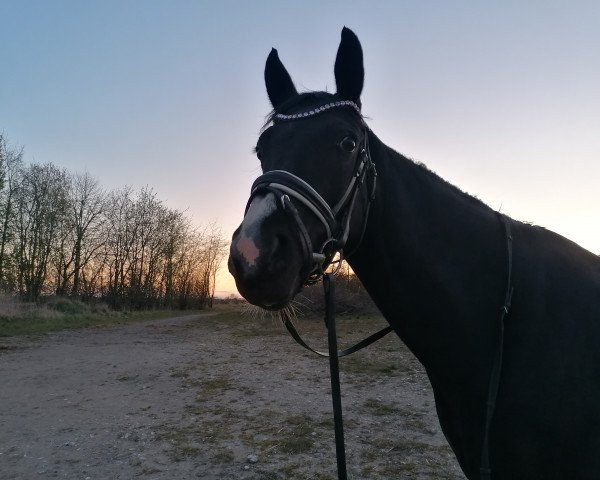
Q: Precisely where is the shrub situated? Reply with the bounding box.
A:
[295,271,379,315]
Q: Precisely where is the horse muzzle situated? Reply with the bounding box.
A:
[228,194,306,309]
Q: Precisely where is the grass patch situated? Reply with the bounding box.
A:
[360,440,458,479]
[278,464,302,477]
[341,356,402,376]
[201,375,234,394]
[242,413,317,456]
[212,449,235,463]
[277,463,336,479]
[361,401,429,431]
[191,374,235,402]
[0,294,208,337]
[156,418,235,462]
[169,368,190,379]
[0,312,111,337]
[363,398,403,416]
[140,467,162,475]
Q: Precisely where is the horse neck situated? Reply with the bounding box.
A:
[348,131,508,387]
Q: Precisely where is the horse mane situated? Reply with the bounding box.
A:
[383,140,497,216]
[418,160,495,212]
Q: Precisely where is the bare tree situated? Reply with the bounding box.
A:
[103,186,136,308]
[13,163,70,300]
[159,208,189,308]
[0,136,24,289]
[127,187,164,307]
[52,171,106,296]
[0,135,23,290]
[0,135,229,310]
[200,222,228,308]
[70,172,106,296]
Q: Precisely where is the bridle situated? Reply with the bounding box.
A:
[246,100,377,285]
[243,100,515,480]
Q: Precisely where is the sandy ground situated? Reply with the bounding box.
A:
[0,310,465,479]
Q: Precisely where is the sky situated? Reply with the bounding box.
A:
[2,1,599,296]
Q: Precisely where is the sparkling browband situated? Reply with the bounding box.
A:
[274,100,361,121]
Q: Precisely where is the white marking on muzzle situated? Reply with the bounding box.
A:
[236,233,260,267]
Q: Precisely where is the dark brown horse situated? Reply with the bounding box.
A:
[228,27,600,479]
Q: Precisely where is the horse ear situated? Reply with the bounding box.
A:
[265,48,298,109]
[334,27,364,107]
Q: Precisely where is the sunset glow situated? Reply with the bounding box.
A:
[2,1,599,301]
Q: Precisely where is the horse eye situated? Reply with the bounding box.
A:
[339,136,357,153]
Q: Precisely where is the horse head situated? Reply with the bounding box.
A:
[228,27,375,309]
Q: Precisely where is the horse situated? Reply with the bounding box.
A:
[228,27,600,479]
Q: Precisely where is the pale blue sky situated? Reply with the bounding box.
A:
[2,1,599,293]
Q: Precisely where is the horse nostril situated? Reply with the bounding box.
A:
[228,255,238,276]
[229,253,249,279]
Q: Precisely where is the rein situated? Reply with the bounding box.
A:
[280,274,392,480]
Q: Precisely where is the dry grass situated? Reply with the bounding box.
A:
[0,293,59,319]
[0,294,207,337]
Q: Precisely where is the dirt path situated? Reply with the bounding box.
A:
[0,311,465,479]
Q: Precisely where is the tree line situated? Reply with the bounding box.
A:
[0,135,227,309]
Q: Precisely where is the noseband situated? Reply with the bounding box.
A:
[245,101,377,285]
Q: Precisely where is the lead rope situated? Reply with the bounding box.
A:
[281,274,392,479]
[324,273,348,480]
